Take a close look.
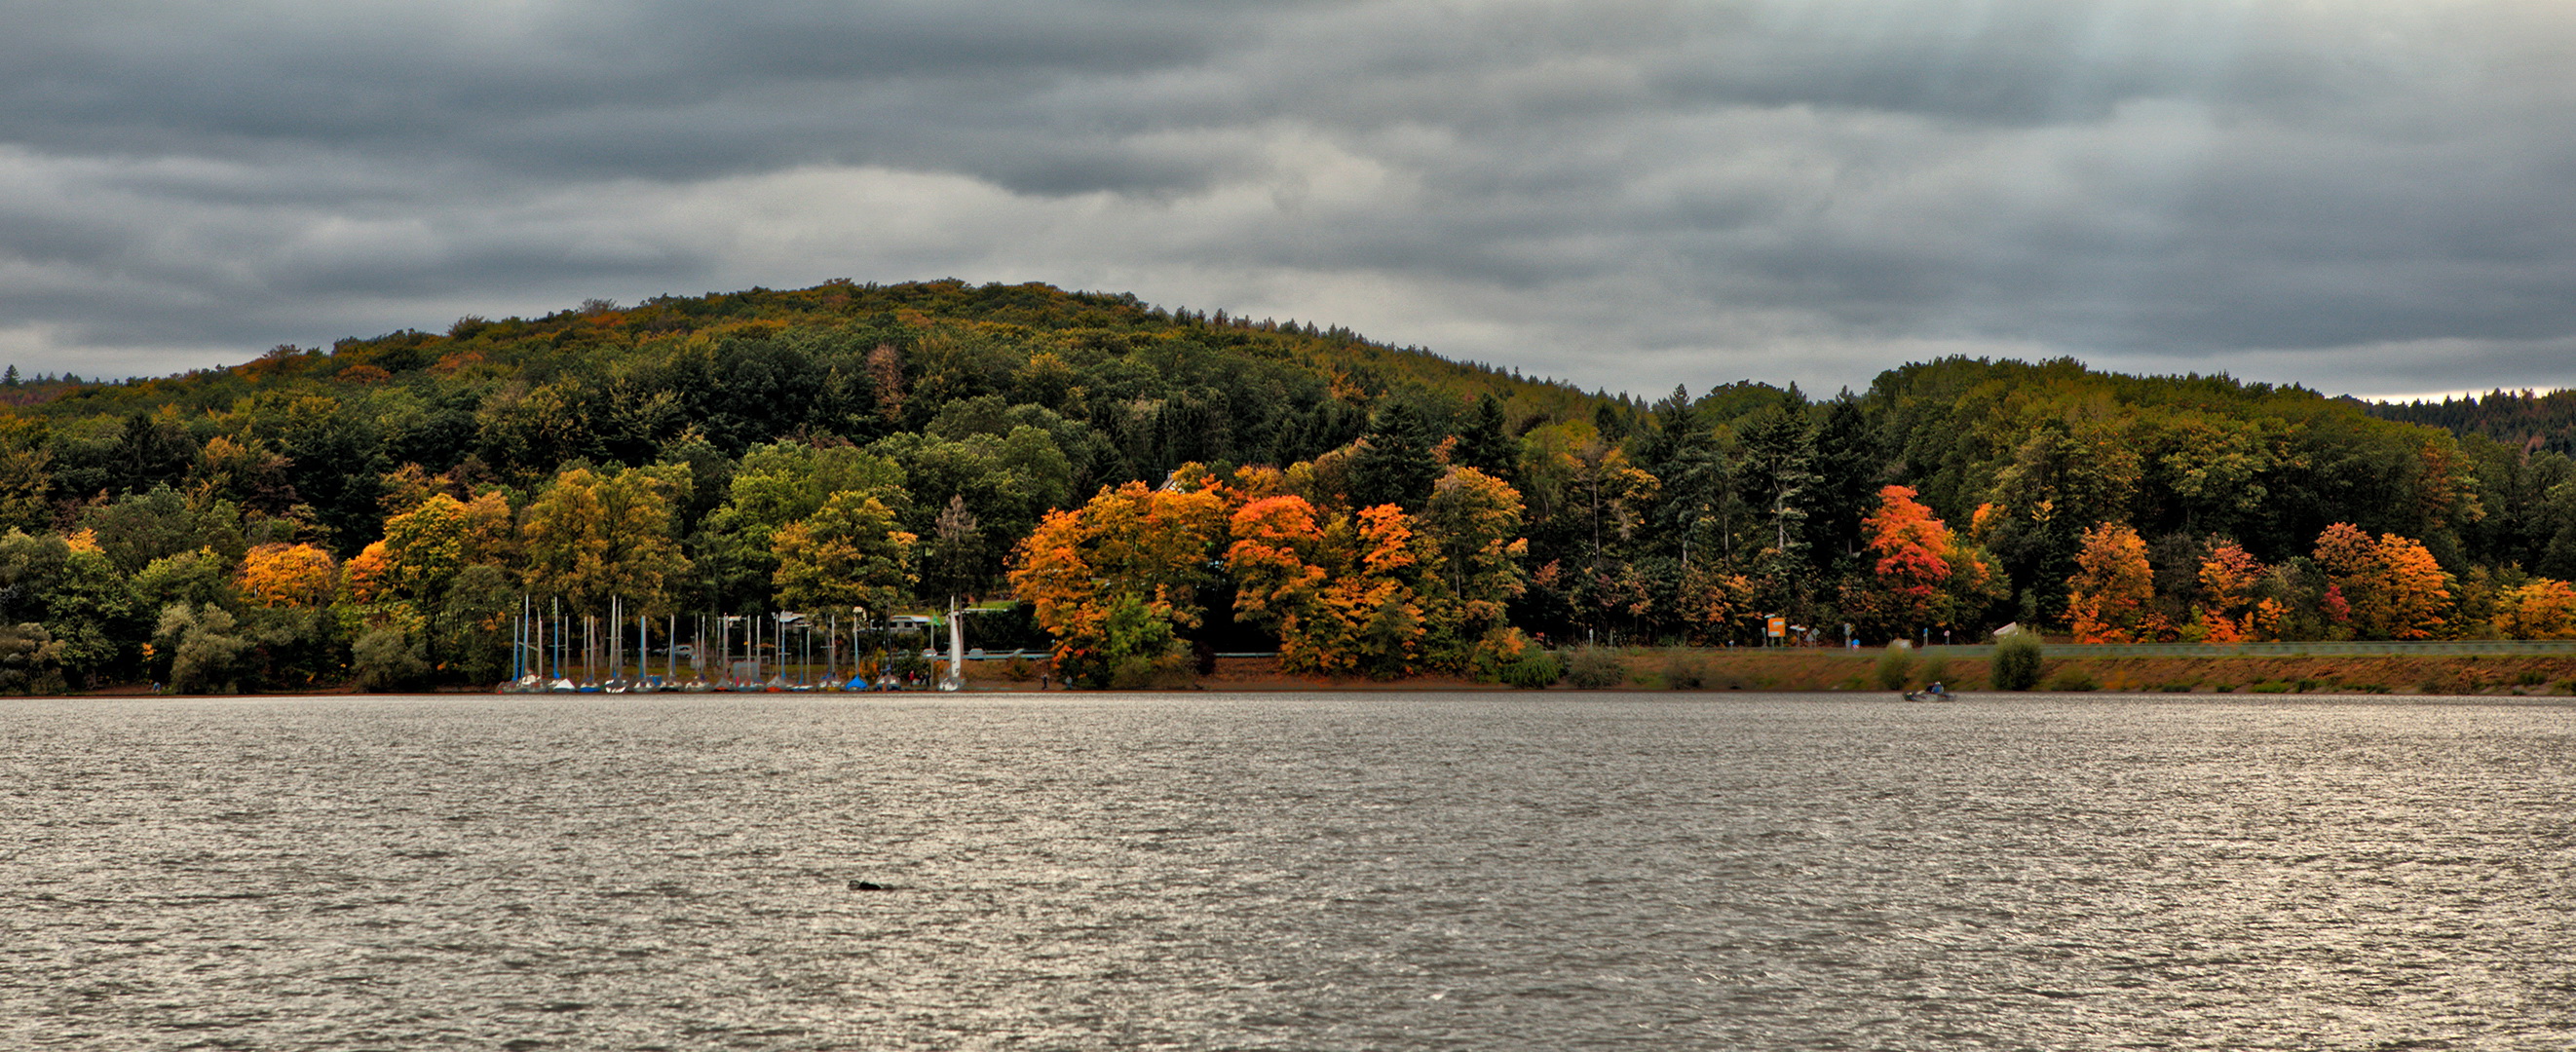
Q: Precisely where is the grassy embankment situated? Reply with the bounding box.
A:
[960,650,2576,695]
[1603,648,2576,695]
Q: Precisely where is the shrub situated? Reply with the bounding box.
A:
[1566,647,1627,689]
[1991,632,2043,691]
[0,621,66,695]
[1109,650,1195,690]
[1661,654,1707,690]
[1499,651,1564,689]
[351,626,428,693]
[1875,645,1916,691]
[158,603,254,695]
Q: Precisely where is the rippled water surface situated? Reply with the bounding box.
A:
[5,693,2575,1049]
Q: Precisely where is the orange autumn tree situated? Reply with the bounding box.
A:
[1226,497,1432,679]
[1009,470,1234,688]
[1230,466,1532,680]
[1227,494,1337,670]
[2314,522,2452,640]
[2193,540,2278,643]
[1841,485,2000,640]
[2364,534,2450,640]
[1329,505,1428,678]
[2492,578,2576,639]
[2066,521,2159,643]
[336,538,420,638]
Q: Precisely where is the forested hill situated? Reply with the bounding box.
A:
[0,278,2563,694]
[2,279,1598,545]
[2368,390,2576,455]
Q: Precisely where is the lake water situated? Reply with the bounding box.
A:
[5,693,2574,1050]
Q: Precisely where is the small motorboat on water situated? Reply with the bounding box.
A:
[1903,682,1955,702]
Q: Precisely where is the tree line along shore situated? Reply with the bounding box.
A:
[0,279,2569,695]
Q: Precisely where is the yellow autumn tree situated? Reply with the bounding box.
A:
[2066,521,2158,643]
[1680,565,1759,645]
[240,543,337,608]
[380,494,469,602]
[2492,578,2576,639]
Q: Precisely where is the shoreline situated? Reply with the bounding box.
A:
[39,650,2576,698]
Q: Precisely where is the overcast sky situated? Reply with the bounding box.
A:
[3,1,2570,399]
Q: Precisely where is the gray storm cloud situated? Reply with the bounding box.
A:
[0,0,2569,398]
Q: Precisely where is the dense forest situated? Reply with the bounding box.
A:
[0,279,2570,693]
[2368,389,2576,457]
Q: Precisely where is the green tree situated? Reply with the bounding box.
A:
[521,464,695,615]
[772,491,919,618]
[1734,405,1817,574]
[0,418,54,533]
[1638,387,1727,572]
[1451,394,1518,484]
[918,495,990,604]
[153,603,252,694]
[1348,398,1442,512]
[0,621,66,695]
[1417,467,1530,668]
[82,485,246,574]
[693,441,904,612]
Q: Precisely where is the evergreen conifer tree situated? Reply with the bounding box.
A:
[1736,405,1817,570]
[1452,394,1517,482]
[1349,399,1441,511]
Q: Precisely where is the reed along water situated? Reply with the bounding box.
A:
[5,694,2574,1050]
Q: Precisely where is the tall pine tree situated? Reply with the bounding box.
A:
[1348,399,1442,511]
